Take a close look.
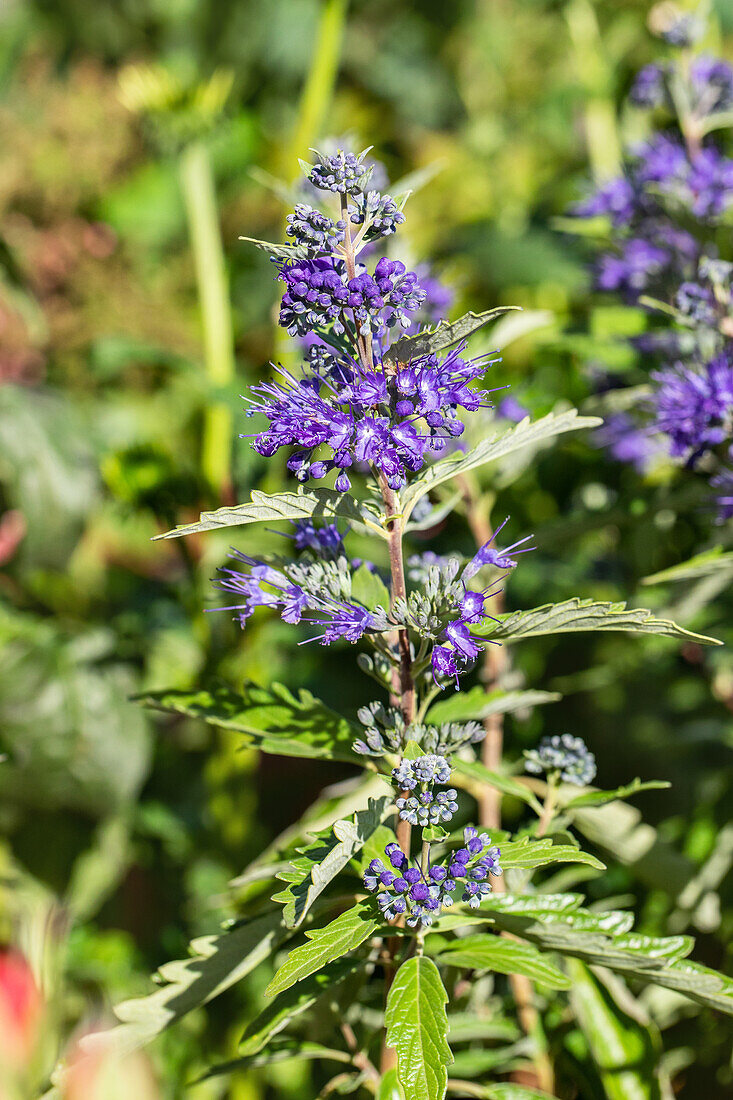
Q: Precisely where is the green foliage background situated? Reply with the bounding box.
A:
[0,0,731,1096]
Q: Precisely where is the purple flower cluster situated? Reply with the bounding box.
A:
[285,204,345,255]
[364,829,503,927]
[277,255,425,339]
[246,342,497,492]
[571,39,733,521]
[651,352,733,462]
[392,754,457,826]
[350,191,405,239]
[213,548,386,645]
[431,519,534,687]
[308,149,370,194]
[711,466,733,523]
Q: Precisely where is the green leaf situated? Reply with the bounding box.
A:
[239,955,363,1056]
[140,681,360,762]
[568,960,662,1100]
[642,546,733,585]
[425,687,560,725]
[266,899,379,998]
[238,234,311,260]
[351,562,391,612]
[435,935,570,989]
[473,597,721,646]
[385,956,452,1100]
[499,836,605,871]
[153,487,383,541]
[486,907,733,1014]
[385,307,520,364]
[377,1068,406,1100]
[402,410,601,517]
[563,778,670,810]
[83,908,291,1055]
[423,825,449,843]
[451,758,544,814]
[273,796,392,927]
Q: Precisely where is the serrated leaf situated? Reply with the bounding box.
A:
[402,410,601,517]
[499,836,605,871]
[238,235,311,260]
[435,935,570,989]
[425,687,560,725]
[473,598,721,646]
[487,908,733,1013]
[140,681,360,762]
[273,796,392,928]
[386,307,520,364]
[82,908,291,1055]
[563,778,670,810]
[266,899,379,998]
[239,955,363,1056]
[385,956,452,1100]
[642,546,733,585]
[153,487,383,541]
[568,960,663,1100]
[451,758,544,814]
[350,562,391,611]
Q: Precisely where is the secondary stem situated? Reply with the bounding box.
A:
[460,475,556,1096]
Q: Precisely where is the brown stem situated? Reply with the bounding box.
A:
[460,475,556,1096]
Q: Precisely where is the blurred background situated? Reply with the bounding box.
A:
[0,0,732,1096]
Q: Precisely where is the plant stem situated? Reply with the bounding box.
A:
[179,140,236,504]
[460,475,556,1095]
[537,777,559,839]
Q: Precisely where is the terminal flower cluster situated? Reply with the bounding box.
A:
[363,829,503,927]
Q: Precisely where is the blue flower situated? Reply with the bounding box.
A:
[651,352,733,462]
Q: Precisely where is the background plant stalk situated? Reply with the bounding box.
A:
[462,476,556,1095]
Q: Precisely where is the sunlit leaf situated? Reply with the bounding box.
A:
[402,410,601,517]
[435,935,570,989]
[266,899,379,998]
[273,795,392,927]
[425,687,560,725]
[385,956,452,1100]
[154,487,383,540]
[474,598,721,646]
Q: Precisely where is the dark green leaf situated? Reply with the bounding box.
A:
[140,681,360,762]
[425,688,560,725]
